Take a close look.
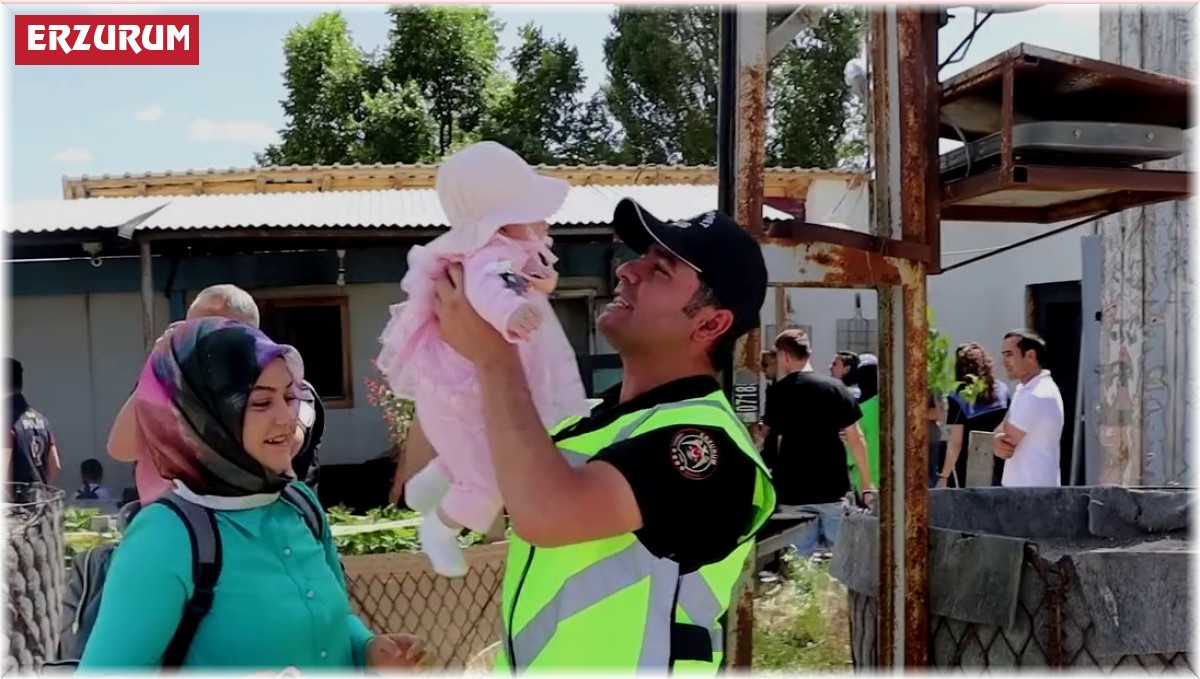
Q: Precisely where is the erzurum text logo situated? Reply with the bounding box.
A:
[14,15,200,66]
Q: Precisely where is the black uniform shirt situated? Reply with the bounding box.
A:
[553,375,758,573]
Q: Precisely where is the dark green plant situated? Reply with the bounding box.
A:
[957,374,988,405]
[326,503,486,556]
[926,309,956,398]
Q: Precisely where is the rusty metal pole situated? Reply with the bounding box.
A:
[867,11,899,668]
[729,3,769,425]
[139,239,155,353]
[870,6,938,669]
[723,3,769,670]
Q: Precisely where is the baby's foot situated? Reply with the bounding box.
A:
[405,464,451,513]
[506,302,543,340]
[420,512,468,578]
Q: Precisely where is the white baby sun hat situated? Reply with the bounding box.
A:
[429,141,571,255]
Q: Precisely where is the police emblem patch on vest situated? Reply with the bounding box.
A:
[669,428,719,480]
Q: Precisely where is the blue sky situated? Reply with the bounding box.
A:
[7,3,1100,202]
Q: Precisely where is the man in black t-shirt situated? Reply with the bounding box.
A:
[760,330,873,555]
[5,359,61,498]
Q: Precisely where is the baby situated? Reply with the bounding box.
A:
[376,141,591,577]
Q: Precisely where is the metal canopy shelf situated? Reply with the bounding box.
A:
[941,164,1190,223]
[938,43,1193,223]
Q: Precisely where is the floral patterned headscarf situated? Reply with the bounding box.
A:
[132,317,304,497]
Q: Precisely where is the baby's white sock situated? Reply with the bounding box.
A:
[421,510,468,578]
[404,463,451,513]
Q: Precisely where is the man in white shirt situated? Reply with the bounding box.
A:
[992,329,1064,487]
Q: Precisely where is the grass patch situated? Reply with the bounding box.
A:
[753,554,851,672]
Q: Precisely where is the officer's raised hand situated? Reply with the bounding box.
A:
[432,262,513,366]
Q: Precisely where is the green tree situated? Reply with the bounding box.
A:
[600,6,864,168]
[352,77,437,164]
[258,13,370,166]
[569,93,623,165]
[482,24,617,165]
[382,6,502,156]
[601,7,720,165]
[767,8,865,168]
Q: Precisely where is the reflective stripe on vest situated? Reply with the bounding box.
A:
[501,391,776,673]
[510,540,680,667]
[677,571,725,653]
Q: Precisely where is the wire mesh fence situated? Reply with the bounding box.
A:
[343,540,754,672]
[850,542,1194,672]
[3,482,66,674]
[341,542,508,671]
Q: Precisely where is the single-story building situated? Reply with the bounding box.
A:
[9,163,868,500]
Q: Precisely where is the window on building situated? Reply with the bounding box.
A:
[587,296,623,396]
[259,296,353,408]
[550,294,593,356]
[835,317,877,355]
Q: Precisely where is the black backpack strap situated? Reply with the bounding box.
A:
[281,483,324,543]
[280,483,352,591]
[155,493,222,668]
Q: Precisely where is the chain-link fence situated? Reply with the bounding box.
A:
[848,544,1194,670]
[926,543,1193,670]
[835,487,1193,672]
[3,482,66,674]
[342,542,507,671]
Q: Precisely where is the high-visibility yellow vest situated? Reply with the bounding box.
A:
[496,390,777,673]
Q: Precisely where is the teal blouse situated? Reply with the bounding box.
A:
[78,483,376,671]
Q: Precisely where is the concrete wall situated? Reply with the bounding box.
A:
[1096,5,1193,485]
[12,292,171,495]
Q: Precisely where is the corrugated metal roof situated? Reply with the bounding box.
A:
[11,184,794,235]
[11,197,171,234]
[65,162,857,183]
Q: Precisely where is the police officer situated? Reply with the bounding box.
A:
[6,359,61,500]
[432,198,776,673]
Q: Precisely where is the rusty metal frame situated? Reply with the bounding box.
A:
[723,8,769,666]
[719,5,938,670]
[941,165,1190,223]
[727,4,769,432]
[871,8,938,669]
[938,42,1193,223]
[938,42,1192,131]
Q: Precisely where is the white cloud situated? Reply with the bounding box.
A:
[52,147,93,164]
[135,105,166,123]
[187,118,278,144]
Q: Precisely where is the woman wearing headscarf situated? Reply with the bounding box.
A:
[79,318,421,671]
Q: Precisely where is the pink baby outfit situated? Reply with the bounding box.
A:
[377,233,589,532]
[376,142,589,579]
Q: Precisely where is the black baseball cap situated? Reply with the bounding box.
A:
[612,198,767,338]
